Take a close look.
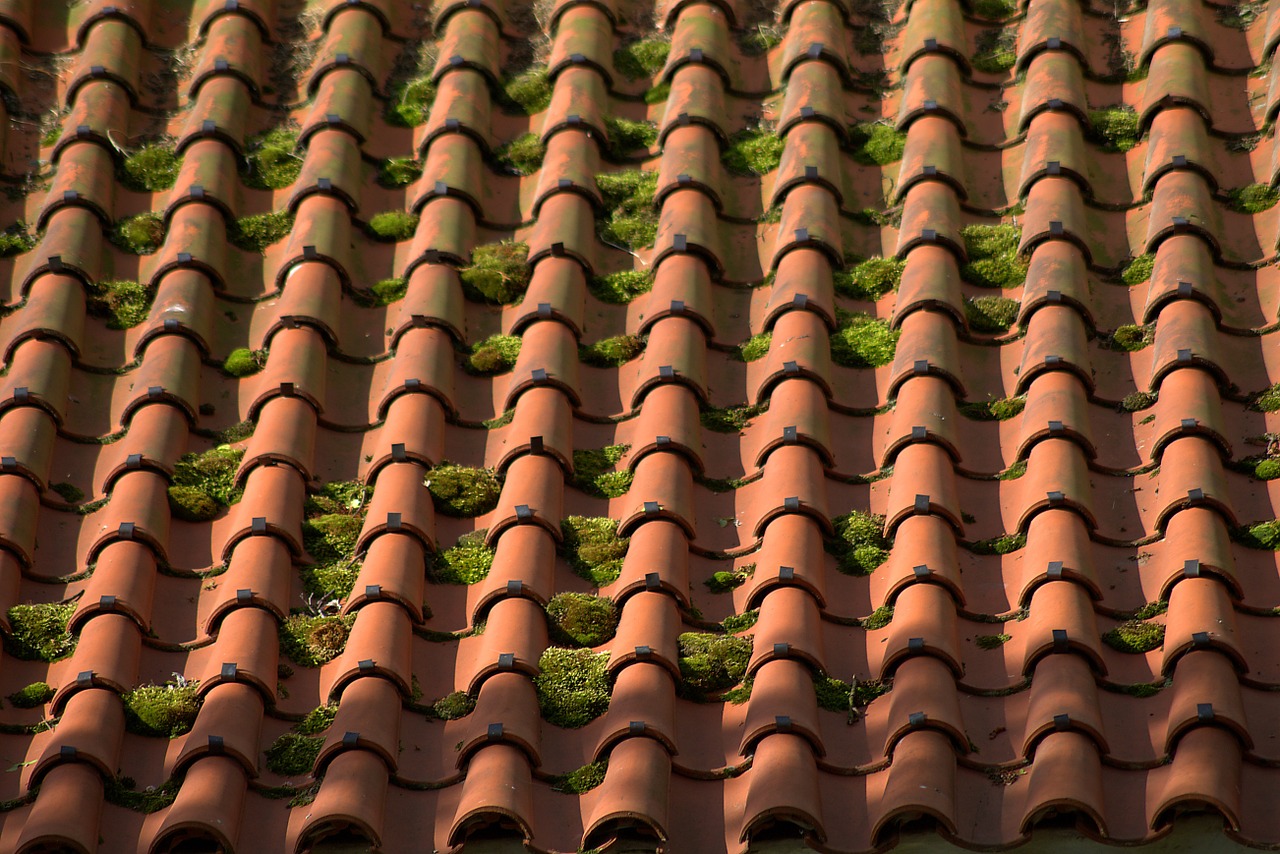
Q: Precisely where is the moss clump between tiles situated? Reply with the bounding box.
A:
[561,516,629,586]
[426,463,502,517]
[831,311,899,368]
[6,681,53,708]
[834,256,904,300]
[960,224,1027,289]
[700,401,766,433]
[229,210,294,252]
[386,77,437,127]
[678,632,752,694]
[614,37,670,80]
[964,295,1019,333]
[1102,620,1164,653]
[0,221,35,257]
[580,334,644,367]
[110,212,164,254]
[431,691,475,720]
[551,759,608,794]
[573,445,633,499]
[850,122,907,166]
[830,510,890,575]
[604,116,659,159]
[739,23,783,55]
[722,608,759,635]
[377,156,423,188]
[85,279,155,329]
[976,633,1011,649]
[223,347,266,377]
[494,133,545,176]
[536,647,611,727]
[1252,385,1280,413]
[366,277,408,306]
[589,269,652,304]
[502,68,553,115]
[971,0,1017,18]
[4,603,76,661]
[265,732,322,776]
[1087,106,1140,153]
[1217,1,1265,29]
[734,331,771,362]
[168,446,245,522]
[1119,254,1154,285]
[121,142,181,191]
[1235,520,1280,550]
[1106,324,1154,352]
[971,28,1017,73]
[968,532,1027,554]
[297,705,337,734]
[959,395,1025,420]
[705,564,753,593]
[597,169,659,249]
[300,482,368,598]
[460,240,531,304]
[245,128,303,190]
[722,127,785,176]
[50,482,84,503]
[432,530,494,584]
[105,777,179,813]
[1227,183,1279,214]
[547,592,618,647]
[814,674,887,713]
[367,211,419,242]
[1121,391,1157,412]
[122,679,202,738]
[466,333,521,375]
[280,614,355,667]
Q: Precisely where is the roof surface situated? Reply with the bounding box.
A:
[0,0,1278,851]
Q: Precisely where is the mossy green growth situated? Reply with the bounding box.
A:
[972,28,1017,73]
[1120,254,1154,285]
[831,311,899,368]
[850,122,907,166]
[580,334,644,368]
[297,705,338,734]
[1217,0,1265,29]
[466,333,521,375]
[300,515,363,597]
[123,680,202,737]
[678,632,752,693]
[223,347,266,377]
[0,222,35,257]
[168,446,244,521]
[735,331,772,362]
[50,482,84,503]
[1102,619,1165,653]
[460,240,531,303]
[961,224,1026,289]
[502,67,553,114]
[265,732,322,776]
[1227,183,1279,214]
[377,156,423,188]
[573,445,633,499]
[614,37,670,79]
[705,565,752,593]
[1088,106,1141,152]
[85,279,155,329]
[280,614,356,667]
[386,77,436,127]
[644,81,671,105]
[834,256,904,300]
[494,133,545,175]
[722,607,759,634]
[121,143,181,191]
[1121,391,1158,412]
[964,295,1020,333]
[305,480,373,517]
[1252,384,1280,412]
[959,395,1025,420]
[860,604,894,630]
[814,674,888,712]
[1235,520,1280,550]
[828,510,890,575]
[739,24,783,55]
[722,127,785,176]
[432,691,475,720]
[971,0,1017,17]
[105,777,179,813]
[110,212,164,254]
[432,530,494,584]
[5,603,76,661]
[426,463,502,517]
[701,402,765,434]
[535,647,611,727]
[1106,324,1154,352]
[547,592,618,647]
[229,210,294,252]
[597,169,659,249]
[969,532,1027,555]
[6,681,53,708]
[561,516,629,586]
[603,116,658,157]
[367,211,419,242]
[976,633,1011,649]
[589,270,652,304]
[368,277,408,306]
[244,128,302,190]
[999,459,1027,480]
[551,759,608,793]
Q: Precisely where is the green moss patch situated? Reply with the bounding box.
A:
[959,395,1025,420]
[6,681,53,708]
[604,116,659,158]
[5,602,76,661]
[432,530,494,584]
[644,80,671,104]
[366,277,408,306]
[223,347,266,377]
[722,127,785,176]
[367,211,419,242]
[960,224,1027,289]
[50,482,84,503]
[968,532,1027,555]
[168,446,244,522]
[377,156,423,188]
[229,210,294,252]
[431,691,475,720]
[1120,254,1154,285]
[614,37,670,80]
[589,270,652,304]
[300,514,364,598]
[306,480,373,517]
[1218,1,1265,29]
[831,311,899,367]
[466,333,521,375]
[1227,183,1279,214]
[972,28,1017,73]
[386,77,436,127]
[494,133,546,175]
[971,0,1017,17]
[535,647,611,727]
[814,674,887,713]
[551,759,608,793]
[580,334,644,367]
[1253,384,1280,412]
[700,402,765,433]
[734,331,771,362]
[739,24,783,55]
[999,459,1027,480]
[85,279,155,329]
[244,128,303,190]
[297,705,337,734]
[975,633,1011,649]
[964,295,1020,333]
[722,607,759,634]
[1121,391,1158,412]
[502,68,552,114]
[123,680,202,737]
[110,212,164,254]
[850,122,907,166]
[561,515,629,586]
[1102,620,1164,653]
[573,445,633,499]
[705,564,753,593]
[1087,106,1140,152]
[427,463,502,517]
[678,632,752,694]
[460,240,531,303]
[834,256,904,300]
[597,170,659,249]
[1235,520,1280,550]
[1105,324,1154,352]
[265,732,322,776]
[0,222,35,257]
[121,143,181,191]
[829,510,890,575]
[281,614,355,667]
[547,592,618,647]
[105,777,178,812]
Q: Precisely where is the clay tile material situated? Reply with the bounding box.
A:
[326,601,414,699]
[1148,297,1227,390]
[741,658,822,755]
[623,383,703,474]
[598,660,677,758]
[459,671,541,767]
[1017,509,1101,606]
[882,654,966,753]
[1017,438,1096,531]
[171,681,264,778]
[881,582,962,679]
[618,451,695,538]
[321,674,404,772]
[1018,579,1105,675]
[448,743,534,845]
[883,442,962,535]
[206,535,293,632]
[29,687,124,785]
[151,755,247,854]
[1152,436,1232,530]
[1158,508,1238,601]
[348,532,427,621]
[1016,304,1092,395]
[1165,649,1249,752]
[894,245,964,327]
[747,514,828,611]
[471,524,555,618]
[52,613,140,711]
[614,519,690,607]
[753,309,833,403]
[1017,52,1088,131]
[1023,653,1107,754]
[462,596,547,691]
[71,539,155,632]
[583,736,671,848]
[885,374,961,464]
[874,729,958,843]
[486,453,564,544]
[610,590,682,679]
[1153,726,1241,831]
[14,762,104,854]
[899,55,965,133]
[1021,731,1105,834]
[297,749,389,851]
[739,733,825,843]
[747,585,822,675]
[1162,576,1243,674]
[1017,371,1094,461]
[889,309,963,397]
[874,514,962,607]
[896,115,966,201]
[357,462,435,554]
